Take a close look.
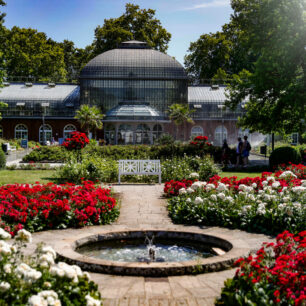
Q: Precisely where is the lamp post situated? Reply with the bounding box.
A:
[217,104,225,146]
[41,102,49,145]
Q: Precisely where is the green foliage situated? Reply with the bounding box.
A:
[226,0,306,134]
[154,134,175,145]
[269,146,302,169]
[55,155,118,184]
[92,3,171,57]
[23,144,224,163]
[168,103,194,140]
[22,146,68,163]
[162,155,219,182]
[3,27,67,82]
[75,105,104,137]
[0,146,5,169]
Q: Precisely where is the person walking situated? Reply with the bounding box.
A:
[236,137,243,167]
[242,135,251,167]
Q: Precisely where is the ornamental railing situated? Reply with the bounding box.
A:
[118,159,161,184]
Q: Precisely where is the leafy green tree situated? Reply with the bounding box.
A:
[168,104,194,141]
[226,0,306,134]
[0,0,7,123]
[3,27,67,81]
[59,40,93,82]
[92,3,171,56]
[184,22,256,82]
[75,105,104,138]
[185,32,231,81]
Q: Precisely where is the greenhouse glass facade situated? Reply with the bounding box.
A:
[80,41,188,116]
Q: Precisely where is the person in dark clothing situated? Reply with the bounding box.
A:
[221,139,231,165]
[236,137,243,167]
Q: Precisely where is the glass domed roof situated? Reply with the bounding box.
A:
[80,41,187,80]
[105,101,165,121]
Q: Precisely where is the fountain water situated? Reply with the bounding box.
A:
[145,235,156,261]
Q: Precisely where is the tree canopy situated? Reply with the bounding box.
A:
[226,0,306,134]
[92,3,171,56]
[3,27,67,82]
[185,0,306,134]
[75,105,104,138]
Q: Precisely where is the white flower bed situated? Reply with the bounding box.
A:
[0,229,101,305]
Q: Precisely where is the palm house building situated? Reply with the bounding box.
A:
[0,40,252,145]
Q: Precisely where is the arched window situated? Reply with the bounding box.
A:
[104,124,115,145]
[135,124,150,145]
[153,124,162,142]
[0,125,3,138]
[191,126,204,139]
[63,124,76,139]
[15,124,28,140]
[118,124,133,145]
[39,124,52,144]
[214,125,228,146]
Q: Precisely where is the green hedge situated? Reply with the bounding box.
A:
[23,144,225,162]
[269,146,302,169]
[0,147,6,169]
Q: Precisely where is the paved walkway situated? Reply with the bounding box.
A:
[92,185,272,305]
[30,184,273,305]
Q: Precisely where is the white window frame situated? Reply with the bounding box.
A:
[63,124,77,139]
[191,126,204,138]
[15,124,28,140]
[39,124,52,143]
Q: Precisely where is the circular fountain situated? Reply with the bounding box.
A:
[58,230,244,276]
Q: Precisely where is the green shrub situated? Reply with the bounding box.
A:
[23,146,68,162]
[154,133,175,145]
[162,155,219,182]
[22,143,225,163]
[54,155,118,184]
[0,147,6,169]
[269,146,302,169]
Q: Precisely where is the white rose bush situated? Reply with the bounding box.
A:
[166,164,305,235]
[0,229,101,305]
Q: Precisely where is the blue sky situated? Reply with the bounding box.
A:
[3,0,233,65]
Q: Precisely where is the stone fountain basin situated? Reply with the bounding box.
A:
[57,229,250,277]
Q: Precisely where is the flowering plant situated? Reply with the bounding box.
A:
[216,230,306,305]
[0,181,119,236]
[166,165,305,235]
[189,135,212,147]
[0,228,101,305]
[62,131,89,151]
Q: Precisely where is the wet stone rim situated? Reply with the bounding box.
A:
[57,230,250,277]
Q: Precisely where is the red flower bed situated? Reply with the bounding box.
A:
[62,131,89,150]
[218,231,306,305]
[164,179,194,197]
[189,135,212,147]
[0,181,118,236]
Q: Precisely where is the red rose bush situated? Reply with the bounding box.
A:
[62,131,89,151]
[166,164,305,235]
[216,230,306,305]
[0,181,119,236]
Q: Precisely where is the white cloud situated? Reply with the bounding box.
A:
[181,0,230,11]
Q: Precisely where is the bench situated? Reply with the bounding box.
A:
[118,160,161,184]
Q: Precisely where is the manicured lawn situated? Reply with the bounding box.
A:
[220,172,262,180]
[0,170,55,185]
